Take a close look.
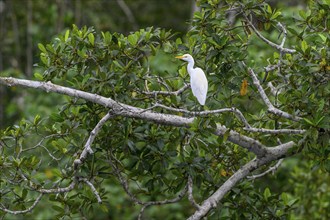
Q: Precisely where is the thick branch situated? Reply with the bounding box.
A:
[155,104,251,128]
[215,124,268,158]
[0,77,298,158]
[188,141,295,220]
[0,77,193,127]
[244,127,305,134]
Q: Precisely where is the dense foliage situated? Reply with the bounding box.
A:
[0,0,329,219]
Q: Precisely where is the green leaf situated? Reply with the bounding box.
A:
[64,29,70,42]
[50,113,64,122]
[34,72,44,80]
[100,204,109,212]
[102,31,112,45]
[128,34,138,46]
[301,40,308,53]
[33,115,41,125]
[271,11,281,20]
[318,34,327,43]
[303,117,314,126]
[264,22,271,30]
[113,60,123,69]
[281,192,288,205]
[266,4,272,14]
[40,54,48,66]
[46,44,55,54]
[175,38,182,45]
[22,189,28,200]
[52,205,64,213]
[88,33,95,46]
[264,187,271,201]
[38,43,47,53]
[316,116,325,126]
[52,168,62,178]
[299,10,306,19]
[223,128,230,142]
[178,66,187,78]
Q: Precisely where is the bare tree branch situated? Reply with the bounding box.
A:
[0,77,193,127]
[0,77,301,158]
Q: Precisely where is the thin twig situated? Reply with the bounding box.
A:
[22,133,68,161]
[247,158,284,180]
[188,175,200,209]
[108,151,144,205]
[242,13,296,54]
[74,112,114,170]
[243,63,302,121]
[78,178,102,203]
[0,193,43,215]
[36,181,76,194]
[108,151,188,220]
[138,186,187,220]
[142,84,190,96]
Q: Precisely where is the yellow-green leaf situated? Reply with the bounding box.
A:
[128,34,138,46]
[34,72,43,80]
[88,33,95,46]
[38,43,46,53]
[264,187,271,201]
[301,40,308,53]
[64,29,70,42]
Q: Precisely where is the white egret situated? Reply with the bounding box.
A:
[175,54,208,106]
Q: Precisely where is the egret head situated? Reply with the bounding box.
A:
[175,54,194,63]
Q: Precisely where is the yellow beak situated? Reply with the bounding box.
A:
[175,55,184,59]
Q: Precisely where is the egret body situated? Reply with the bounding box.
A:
[175,54,208,105]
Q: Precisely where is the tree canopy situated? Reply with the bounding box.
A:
[0,0,329,219]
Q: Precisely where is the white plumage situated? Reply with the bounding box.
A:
[175,54,208,105]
